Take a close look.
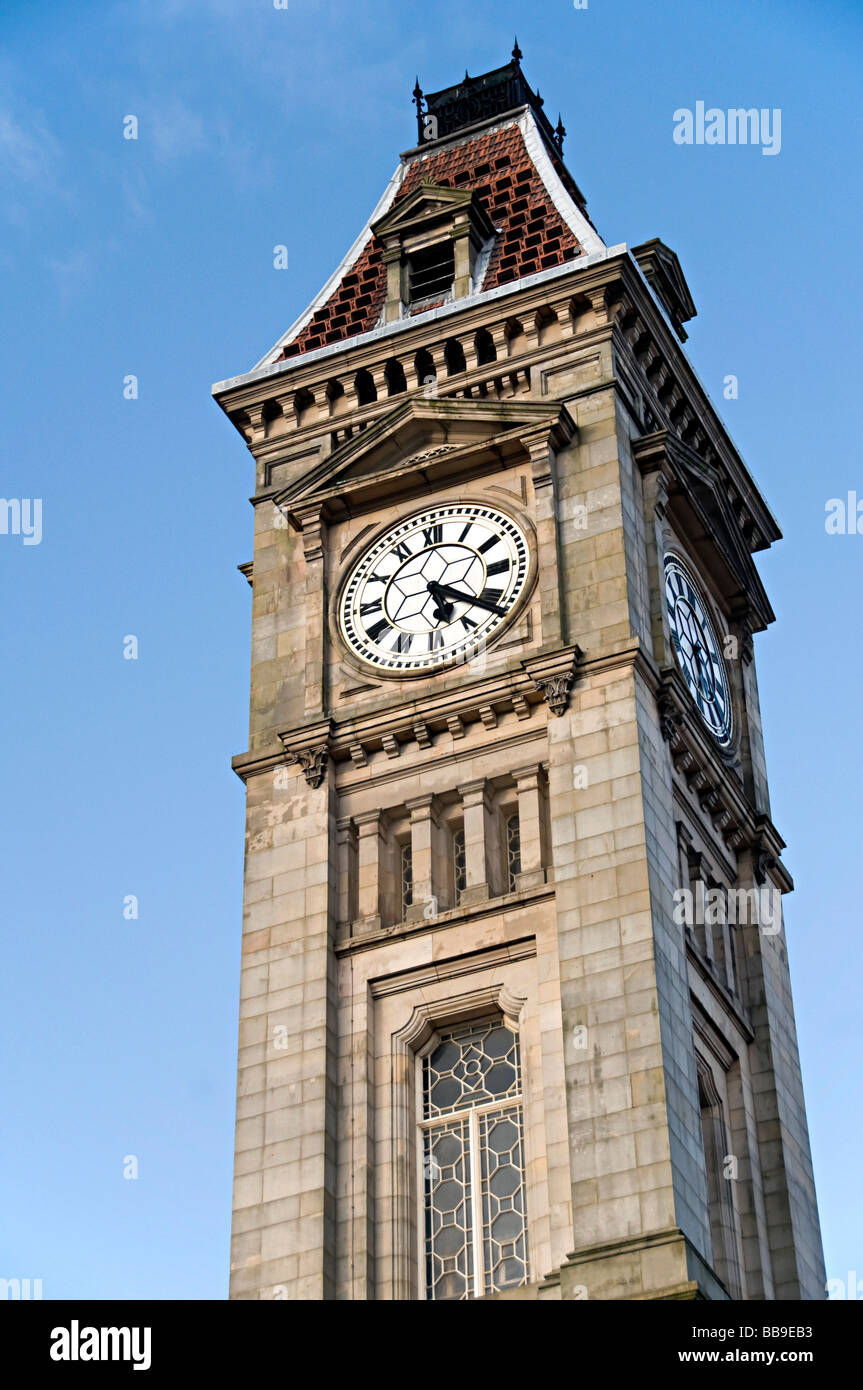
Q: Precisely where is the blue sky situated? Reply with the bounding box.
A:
[1,0,859,1300]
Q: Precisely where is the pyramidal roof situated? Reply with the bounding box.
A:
[254,47,606,371]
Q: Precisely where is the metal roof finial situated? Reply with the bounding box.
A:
[512,36,523,62]
[413,77,425,143]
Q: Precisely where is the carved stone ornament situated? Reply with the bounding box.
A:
[658,695,682,745]
[292,744,329,789]
[534,670,574,717]
[753,850,777,887]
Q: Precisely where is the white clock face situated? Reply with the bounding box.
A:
[664,555,733,747]
[339,503,530,673]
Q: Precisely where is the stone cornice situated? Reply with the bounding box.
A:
[211,247,628,403]
[337,889,548,958]
[231,645,583,785]
[612,263,781,552]
[215,252,780,562]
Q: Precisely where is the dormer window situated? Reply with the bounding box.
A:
[408,241,455,308]
[372,177,496,323]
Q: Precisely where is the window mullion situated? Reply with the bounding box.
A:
[469,1105,484,1299]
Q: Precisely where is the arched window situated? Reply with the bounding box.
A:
[697,1061,744,1299]
[421,1018,528,1300]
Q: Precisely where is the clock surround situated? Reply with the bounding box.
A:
[337,500,534,676]
[663,552,734,749]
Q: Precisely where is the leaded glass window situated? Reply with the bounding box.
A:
[421,1019,528,1300]
[401,842,412,918]
[453,828,466,902]
[506,813,521,893]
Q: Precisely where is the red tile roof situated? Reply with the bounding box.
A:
[275,121,585,361]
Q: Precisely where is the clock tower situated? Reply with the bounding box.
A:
[214,49,825,1301]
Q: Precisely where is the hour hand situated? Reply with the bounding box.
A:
[427,580,506,616]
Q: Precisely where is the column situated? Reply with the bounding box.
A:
[458,779,492,905]
[294,502,327,718]
[336,817,357,932]
[512,764,548,890]
[405,794,436,922]
[353,809,385,935]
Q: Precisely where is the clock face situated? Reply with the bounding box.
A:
[664,555,733,747]
[339,503,530,673]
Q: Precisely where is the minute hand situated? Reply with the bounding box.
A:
[428,581,507,616]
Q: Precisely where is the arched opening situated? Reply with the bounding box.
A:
[444,339,466,376]
[535,306,561,345]
[293,387,316,428]
[325,379,347,417]
[384,359,407,396]
[474,328,497,366]
[354,368,377,406]
[503,317,526,357]
[414,348,436,393]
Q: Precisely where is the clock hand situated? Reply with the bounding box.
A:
[427,580,507,617]
[423,581,453,624]
[431,598,453,623]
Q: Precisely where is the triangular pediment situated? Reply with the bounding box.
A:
[277,397,572,521]
[638,431,775,629]
[371,179,477,239]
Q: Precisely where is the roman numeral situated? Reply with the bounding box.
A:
[393,542,412,562]
[486,558,510,576]
[428,630,444,652]
[369,572,389,586]
[394,632,412,654]
[458,524,472,543]
[460,615,477,632]
[423,524,443,546]
[478,536,499,554]
[360,600,382,616]
[479,587,504,604]
[367,618,392,643]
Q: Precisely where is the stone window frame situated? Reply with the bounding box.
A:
[452,823,466,903]
[676,818,740,999]
[419,1017,528,1300]
[389,983,527,1301]
[693,1042,746,1300]
[505,809,522,893]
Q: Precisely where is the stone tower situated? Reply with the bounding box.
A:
[214,50,825,1301]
